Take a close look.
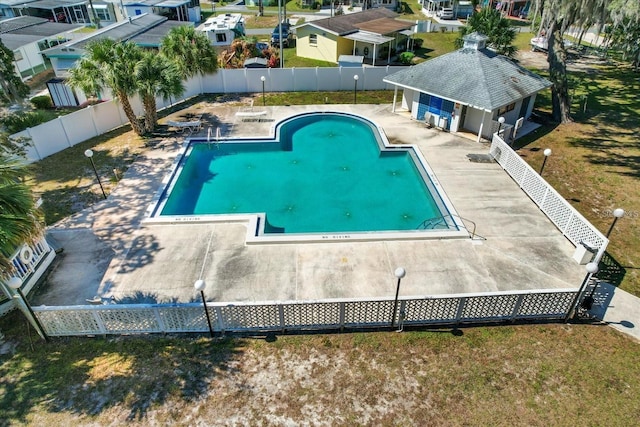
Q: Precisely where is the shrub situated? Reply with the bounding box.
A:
[1,111,51,134]
[414,38,424,49]
[399,52,415,65]
[31,95,53,110]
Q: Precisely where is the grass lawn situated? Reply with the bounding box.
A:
[1,312,639,425]
[5,27,640,426]
[507,32,640,296]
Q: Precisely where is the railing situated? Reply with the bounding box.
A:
[5,236,50,283]
[33,288,578,337]
[0,236,56,315]
[417,214,478,239]
[489,135,607,263]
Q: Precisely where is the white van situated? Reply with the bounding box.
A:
[437,7,454,20]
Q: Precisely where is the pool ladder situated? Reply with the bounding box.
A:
[417,214,479,240]
[207,127,222,148]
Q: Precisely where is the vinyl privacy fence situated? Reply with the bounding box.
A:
[15,66,408,163]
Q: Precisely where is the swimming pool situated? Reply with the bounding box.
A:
[148,112,468,242]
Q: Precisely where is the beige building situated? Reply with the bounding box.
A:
[295,9,414,65]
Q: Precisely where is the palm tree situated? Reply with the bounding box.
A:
[159,25,218,80]
[136,52,185,133]
[455,8,517,57]
[0,154,40,271]
[67,39,145,135]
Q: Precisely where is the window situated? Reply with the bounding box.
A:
[498,102,515,116]
[95,8,111,21]
[216,33,227,43]
[309,34,317,46]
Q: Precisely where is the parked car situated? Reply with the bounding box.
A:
[437,7,454,20]
[271,22,293,47]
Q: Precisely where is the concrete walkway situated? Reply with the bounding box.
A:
[31,103,640,342]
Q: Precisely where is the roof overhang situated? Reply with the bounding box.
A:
[156,0,190,7]
[382,79,492,112]
[343,31,394,45]
[293,21,340,37]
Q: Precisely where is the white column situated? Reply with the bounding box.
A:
[477,110,487,143]
[392,86,398,113]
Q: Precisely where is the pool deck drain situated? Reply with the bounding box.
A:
[36,104,586,306]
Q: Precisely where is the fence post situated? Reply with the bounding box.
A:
[398,300,407,330]
[58,117,72,147]
[455,297,467,324]
[339,302,346,331]
[153,306,166,333]
[214,306,224,333]
[510,293,525,321]
[278,304,286,332]
[93,309,108,336]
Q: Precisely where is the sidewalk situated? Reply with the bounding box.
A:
[591,283,640,341]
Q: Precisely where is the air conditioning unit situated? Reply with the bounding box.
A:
[424,112,433,127]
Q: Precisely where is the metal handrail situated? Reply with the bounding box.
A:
[417,214,479,240]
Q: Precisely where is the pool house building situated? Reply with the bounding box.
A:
[383,33,551,141]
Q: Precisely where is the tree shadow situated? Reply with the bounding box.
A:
[117,233,162,274]
[0,311,242,423]
[511,120,559,151]
[114,291,179,304]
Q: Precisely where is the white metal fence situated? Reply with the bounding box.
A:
[15,66,408,163]
[34,289,577,336]
[489,135,608,262]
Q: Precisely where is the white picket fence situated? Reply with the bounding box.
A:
[15,66,408,163]
[33,288,577,336]
[489,134,608,262]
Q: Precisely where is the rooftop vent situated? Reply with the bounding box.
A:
[462,32,488,51]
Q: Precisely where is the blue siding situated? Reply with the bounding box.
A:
[417,93,454,130]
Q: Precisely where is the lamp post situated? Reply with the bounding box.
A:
[260,75,266,107]
[84,149,106,199]
[391,267,406,328]
[353,74,359,104]
[566,262,599,320]
[7,277,49,341]
[497,116,505,136]
[194,279,214,337]
[606,208,625,238]
[539,148,552,176]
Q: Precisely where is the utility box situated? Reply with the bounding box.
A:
[573,241,596,264]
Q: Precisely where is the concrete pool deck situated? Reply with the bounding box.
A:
[36,103,586,307]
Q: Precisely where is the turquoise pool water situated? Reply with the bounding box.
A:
[159,113,453,234]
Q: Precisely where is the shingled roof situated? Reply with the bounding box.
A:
[42,14,168,57]
[384,34,552,111]
[299,8,400,35]
[0,16,82,51]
